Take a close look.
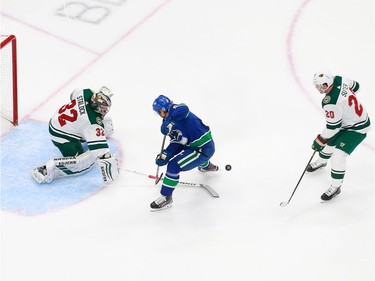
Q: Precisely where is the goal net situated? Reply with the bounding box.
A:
[1,34,18,126]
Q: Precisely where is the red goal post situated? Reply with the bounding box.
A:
[0,34,18,126]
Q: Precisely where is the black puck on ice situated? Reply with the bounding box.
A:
[225,164,232,171]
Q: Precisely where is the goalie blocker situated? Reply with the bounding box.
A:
[31,152,119,184]
[97,153,119,183]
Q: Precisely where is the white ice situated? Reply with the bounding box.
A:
[1,0,374,281]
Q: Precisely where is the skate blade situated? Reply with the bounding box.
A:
[320,196,340,203]
[320,192,341,203]
[280,202,289,207]
[150,203,173,212]
[30,169,46,184]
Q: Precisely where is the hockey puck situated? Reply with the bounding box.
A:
[225,164,232,171]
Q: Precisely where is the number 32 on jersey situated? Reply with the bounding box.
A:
[58,100,78,126]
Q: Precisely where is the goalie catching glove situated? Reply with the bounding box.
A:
[97,153,120,183]
[103,116,114,137]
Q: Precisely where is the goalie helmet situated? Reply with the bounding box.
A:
[153,95,171,113]
[90,87,112,116]
[313,71,334,94]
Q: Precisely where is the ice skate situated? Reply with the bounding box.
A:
[306,161,327,172]
[150,195,173,211]
[31,166,48,183]
[198,162,219,172]
[321,186,341,201]
[31,165,54,183]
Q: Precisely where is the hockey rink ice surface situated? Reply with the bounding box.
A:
[1,1,374,280]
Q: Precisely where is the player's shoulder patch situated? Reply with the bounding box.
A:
[96,116,103,125]
[322,95,331,104]
[322,86,340,107]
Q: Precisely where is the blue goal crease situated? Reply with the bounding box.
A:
[0,119,120,216]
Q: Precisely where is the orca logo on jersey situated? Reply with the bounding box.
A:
[323,96,331,104]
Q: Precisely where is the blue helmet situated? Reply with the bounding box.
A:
[152,95,171,113]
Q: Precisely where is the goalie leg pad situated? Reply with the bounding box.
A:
[31,151,97,184]
[97,154,119,183]
[53,151,96,175]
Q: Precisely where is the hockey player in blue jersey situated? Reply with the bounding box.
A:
[150,95,218,210]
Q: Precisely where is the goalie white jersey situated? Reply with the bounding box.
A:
[49,88,109,158]
[31,87,119,184]
[321,76,371,139]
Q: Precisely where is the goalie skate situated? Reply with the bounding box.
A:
[31,166,49,184]
[150,195,173,211]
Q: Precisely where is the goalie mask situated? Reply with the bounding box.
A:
[90,88,112,116]
[313,71,334,94]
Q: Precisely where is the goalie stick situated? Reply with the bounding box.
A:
[122,169,219,198]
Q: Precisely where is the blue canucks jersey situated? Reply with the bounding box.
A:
[167,103,213,149]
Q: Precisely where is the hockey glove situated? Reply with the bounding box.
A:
[161,116,173,135]
[97,153,120,183]
[170,130,188,145]
[312,134,328,151]
[103,116,114,137]
[156,150,173,166]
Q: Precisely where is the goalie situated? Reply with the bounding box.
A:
[31,86,119,184]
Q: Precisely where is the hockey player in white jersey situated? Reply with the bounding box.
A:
[31,86,119,184]
[308,71,371,201]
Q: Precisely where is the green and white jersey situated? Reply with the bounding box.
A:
[49,88,109,158]
[321,76,371,139]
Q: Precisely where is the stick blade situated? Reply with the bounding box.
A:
[155,173,163,185]
[201,184,219,198]
[280,201,289,207]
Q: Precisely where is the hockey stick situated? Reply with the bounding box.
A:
[122,169,219,198]
[280,150,316,207]
[155,134,167,185]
